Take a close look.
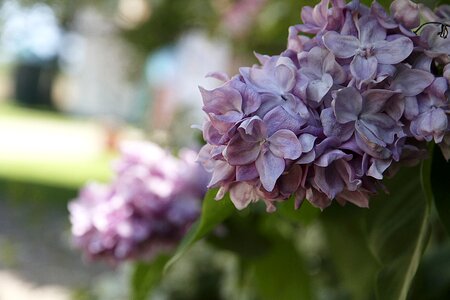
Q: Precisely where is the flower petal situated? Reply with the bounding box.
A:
[410,108,448,143]
[263,106,302,136]
[322,31,359,58]
[274,64,296,92]
[313,164,344,199]
[229,182,258,210]
[362,89,398,114]
[350,55,378,81]
[255,151,285,192]
[390,69,435,96]
[360,113,399,144]
[200,86,242,115]
[367,158,391,180]
[315,149,352,167]
[298,133,317,153]
[268,129,302,159]
[373,37,413,64]
[321,107,354,141]
[208,161,235,187]
[225,135,260,165]
[306,73,333,104]
[390,0,420,29]
[323,52,347,84]
[236,164,259,181]
[337,190,369,208]
[239,116,267,140]
[332,87,362,123]
[357,15,386,44]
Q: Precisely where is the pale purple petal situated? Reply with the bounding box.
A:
[230,79,262,115]
[200,86,242,115]
[371,1,397,29]
[206,71,230,82]
[334,159,361,191]
[367,158,392,180]
[297,150,316,164]
[357,15,386,44]
[321,107,354,141]
[384,94,405,121]
[208,160,235,187]
[355,129,391,159]
[323,52,347,84]
[274,64,296,92]
[361,89,398,114]
[299,133,317,153]
[322,31,359,58]
[333,87,362,123]
[239,116,267,139]
[255,151,286,192]
[413,55,433,72]
[359,113,399,144]
[390,0,420,29]
[306,73,333,103]
[263,106,302,136]
[390,69,435,96]
[410,108,448,143]
[236,164,259,181]
[268,129,302,159]
[404,96,419,120]
[254,93,285,117]
[315,149,352,167]
[350,55,378,81]
[225,135,260,165]
[229,182,259,210]
[373,37,413,64]
[313,165,344,199]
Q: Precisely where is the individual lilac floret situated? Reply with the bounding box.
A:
[323,15,413,81]
[69,141,208,263]
[198,0,450,213]
[330,87,402,158]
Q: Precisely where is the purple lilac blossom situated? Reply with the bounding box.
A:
[198,0,450,212]
[69,141,208,263]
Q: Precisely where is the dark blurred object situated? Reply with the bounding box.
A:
[14,59,57,109]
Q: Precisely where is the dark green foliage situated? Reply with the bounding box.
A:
[431,147,450,235]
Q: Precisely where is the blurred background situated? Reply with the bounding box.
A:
[0,0,314,299]
[0,0,445,299]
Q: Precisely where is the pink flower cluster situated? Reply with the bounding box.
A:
[69,141,208,263]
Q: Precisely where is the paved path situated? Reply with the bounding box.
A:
[0,104,139,299]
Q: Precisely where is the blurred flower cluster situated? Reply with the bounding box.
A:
[198,0,450,212]
[69,141,208,263]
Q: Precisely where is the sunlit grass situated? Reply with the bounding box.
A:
[0,101,115,190]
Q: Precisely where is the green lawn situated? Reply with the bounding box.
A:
[0,102,115,193]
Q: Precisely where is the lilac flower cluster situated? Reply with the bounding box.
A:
[69,141,208,263]
[198,0,450,212]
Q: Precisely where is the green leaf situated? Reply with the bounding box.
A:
[164,188,235,272]
[277,196,320,226]
[207,212,272,259]
[251,237,312,300]
[322,205,380,300]
[430,146,450,235]
[367,162,432,300]
[131,254,170,300]
[408,242,450,300]
[321,162,432,300]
